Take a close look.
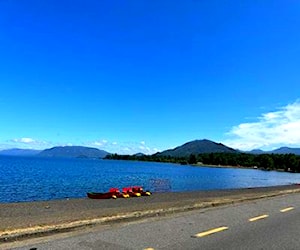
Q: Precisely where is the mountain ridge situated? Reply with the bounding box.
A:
[1,140,300,157]
[155,139,237,157]
[0,148,42,156]
[248,147,300,155]
[38,146,109,158]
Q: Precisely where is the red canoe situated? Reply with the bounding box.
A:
[87,192,117,199]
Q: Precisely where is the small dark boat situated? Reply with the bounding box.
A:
[87,192,117,199]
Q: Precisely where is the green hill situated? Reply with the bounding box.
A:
[156,139,237,157]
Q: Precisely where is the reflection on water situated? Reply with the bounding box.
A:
[1,156,300,203]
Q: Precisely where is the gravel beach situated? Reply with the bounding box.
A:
[1,184,300,242]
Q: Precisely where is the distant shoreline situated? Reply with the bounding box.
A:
[191,163,286,172]
[192,163,255,169]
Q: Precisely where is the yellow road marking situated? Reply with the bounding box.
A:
[194,226,229,238]
[280,207,294,213]
[249,214,269,222]
[144,248,155,250]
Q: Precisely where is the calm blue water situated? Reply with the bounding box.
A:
[1,156,300,203]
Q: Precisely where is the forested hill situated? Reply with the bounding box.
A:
[155,139,237,157]
[248,147,300,155]
[38,146,109,158]
[271,147,300,155]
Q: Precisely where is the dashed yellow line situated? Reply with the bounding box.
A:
[249,214,269,222]
[145,206,296,246]
[280,207,294,213]
[144,248,155,250]
[193,226,229,238]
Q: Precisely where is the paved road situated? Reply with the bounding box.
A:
[4,193,300,250]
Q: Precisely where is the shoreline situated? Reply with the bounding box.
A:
[1,184,300,242]
[191,163,287,172]
[191,163,250,169]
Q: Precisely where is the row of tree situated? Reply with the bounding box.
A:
[105,152,300,173]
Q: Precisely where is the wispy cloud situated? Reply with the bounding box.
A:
[87,139,159,155]
[7,137,49,149]
[224,100,300,150]
[12,137,36,144]
[91,139,108,147]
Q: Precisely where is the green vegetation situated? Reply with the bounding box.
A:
[105,152,300,173]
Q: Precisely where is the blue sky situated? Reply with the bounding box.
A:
[0,0,300,154]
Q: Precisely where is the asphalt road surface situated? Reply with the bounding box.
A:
[4,193,300,250]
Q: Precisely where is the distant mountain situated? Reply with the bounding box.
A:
[247,149,265,155]
[0,148,41,156]
[134,153,146,157]
[156,139,237,157]
[246,147,300,155]
[271,147,300,155]
[38,146,109,158]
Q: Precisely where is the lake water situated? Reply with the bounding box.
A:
[1,156,300,203]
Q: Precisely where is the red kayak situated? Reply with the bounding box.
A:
[109,188,130,198]
[87,186,151,199]
[132,186,151,196]
[122,187,142,197]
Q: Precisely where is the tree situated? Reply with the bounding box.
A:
[188,154,197,164]
[258,154,274,170]
[285,154,298,172]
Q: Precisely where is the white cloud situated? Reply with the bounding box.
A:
[94,141,104,146]
[118,143,157,155]
[90,139,108,147]
[224,101,300,150]
[13,137,36,144]
[86,139,159,155]
[7,137,50,149]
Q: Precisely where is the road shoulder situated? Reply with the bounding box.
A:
[1,184,300,243]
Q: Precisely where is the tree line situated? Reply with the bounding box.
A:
[105,152,300,173]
